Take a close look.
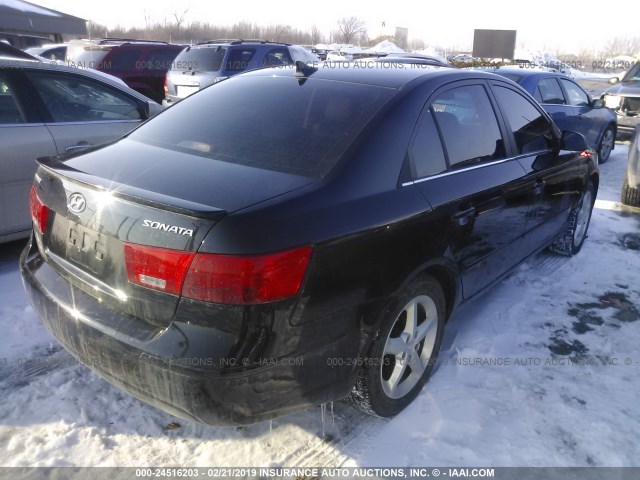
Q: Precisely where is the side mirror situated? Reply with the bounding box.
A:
[591,98,604,108]
[608,76,620,84]
[561,130,588,152]
[145,101,163,118]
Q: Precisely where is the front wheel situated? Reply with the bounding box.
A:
[550,182,595,256]
[348,275,445,417]
[598,126,615,164]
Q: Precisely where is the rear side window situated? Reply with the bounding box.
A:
[106,49,139,71]
[560,79,590,107]
[0,73,25,124]
[431,84,506,167]
[74,50,111,69]
[172,47,225,72]
[28,72,143,122]
[261,48,293,67]
[493,86,554,154]
[411,110,447,178]
[537,78,565,104]
[130,76,393,179]
[143,48,181,71]
[226,48,257,72]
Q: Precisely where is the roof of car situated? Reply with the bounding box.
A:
[486,67,568,79]
[195,39,291,47]
[244,64,514,89]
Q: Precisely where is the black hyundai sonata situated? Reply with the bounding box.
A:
[21,64,598,426]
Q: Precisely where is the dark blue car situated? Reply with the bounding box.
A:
[492,68,617,163]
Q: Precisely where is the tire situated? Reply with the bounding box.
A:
[597,126,615,164]
[348,275,445,417]
[549,182,595,256]
[621,171,640,207]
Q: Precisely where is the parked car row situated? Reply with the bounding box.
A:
[164,40,317,106]
[0,55,162,244]
[20,63,599,426]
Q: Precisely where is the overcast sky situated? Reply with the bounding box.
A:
[34,0,637,54]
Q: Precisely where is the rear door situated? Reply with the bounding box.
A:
[558,78,600,148]
[0,70,57,237]
[412,81,534,298]
[23,69,146,155]
[490,81,585,251]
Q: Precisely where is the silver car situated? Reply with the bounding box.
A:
[0,57,162,244]
[622,124,640,207]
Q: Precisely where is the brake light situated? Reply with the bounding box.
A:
[29,186,50,234]
[124,243,195,295]
[580,150,593,157]
[163,76,168,95]
[183,246,313,304]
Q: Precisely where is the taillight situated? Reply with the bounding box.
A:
[580,150,593,158]
[29,185,50,234]
[183,246,313,304]
[163,76,168,95]
[124,243,195,295]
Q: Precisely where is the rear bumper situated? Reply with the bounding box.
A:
[20,237,359,426]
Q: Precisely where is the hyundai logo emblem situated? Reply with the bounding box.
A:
[68,193,86,214]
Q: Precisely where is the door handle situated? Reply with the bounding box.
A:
[451,206,476,226]
[65,143,92,153]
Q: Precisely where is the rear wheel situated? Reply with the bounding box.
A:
[598,126,615,164]
[550,182,595,256]
[621,171,640,207]
[348,276,445,417]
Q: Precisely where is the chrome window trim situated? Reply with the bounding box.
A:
[402,149,552,187]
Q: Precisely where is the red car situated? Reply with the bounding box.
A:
[68,39,185,103]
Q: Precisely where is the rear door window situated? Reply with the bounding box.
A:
[411,109,447,178]
[493,85,555,154]
[27,72,143,122]
[537,78,565,105]
[0,74,26,124]
[261,48,293,67]
[560,79,590,107]
[431,84,506,168]
[226,48,257,72]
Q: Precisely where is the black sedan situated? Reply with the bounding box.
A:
[21,65,598,426]
[491,68,617,163]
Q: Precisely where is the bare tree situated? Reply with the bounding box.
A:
[335,16,367,44]
[408,38,425,51]
[310,24,322,45]
[172,8,190,35]
[603,36,640,57]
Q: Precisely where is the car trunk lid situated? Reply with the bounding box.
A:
[31,143,314,327]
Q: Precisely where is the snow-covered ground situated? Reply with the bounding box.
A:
[0,145,638,467]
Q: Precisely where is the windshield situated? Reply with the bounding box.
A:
[622,62,640,82]
[130,75,394,179]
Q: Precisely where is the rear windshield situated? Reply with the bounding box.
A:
[172,47,225,72]
[496,71,525,83]
[129,75,393,178]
